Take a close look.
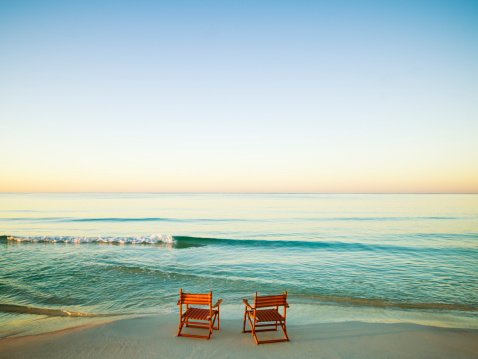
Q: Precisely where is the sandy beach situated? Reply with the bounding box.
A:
[1,314,477,359]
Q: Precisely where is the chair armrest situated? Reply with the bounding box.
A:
[212,299,223,308]
[242,299,252,309]
[177,300,181,305]
[285,303,289,308]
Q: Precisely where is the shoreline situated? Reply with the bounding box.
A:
[1,314,478,359]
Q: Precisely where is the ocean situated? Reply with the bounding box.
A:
[1,193,477,338]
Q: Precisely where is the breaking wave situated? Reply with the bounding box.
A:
[3,234,174,244]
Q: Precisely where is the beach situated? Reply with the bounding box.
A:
[1,314,478,359]
[1,193,477,357]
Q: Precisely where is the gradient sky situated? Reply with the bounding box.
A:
[1,0,477,192]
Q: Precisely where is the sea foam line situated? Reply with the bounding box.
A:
[0,304,123,317]
[6,234,175,244]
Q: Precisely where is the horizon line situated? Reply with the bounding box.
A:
[1,192,477,195]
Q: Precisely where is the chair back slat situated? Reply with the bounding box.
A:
[254,293,287,308]
[180,292,212,305]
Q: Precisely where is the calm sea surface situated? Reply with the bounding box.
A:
[1,193,477,337]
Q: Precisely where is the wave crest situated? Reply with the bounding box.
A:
[5,234,175,244]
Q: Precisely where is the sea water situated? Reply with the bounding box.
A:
[1,193,477,338]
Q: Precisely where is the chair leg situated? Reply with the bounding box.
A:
[206,321,211,340]
[243,311,255,333]
[178,320,214,340]
[249,320,290,344]
[280,321,289,341]
[212,311,219,330]
[177,321,184,336]
[251,320,259,345]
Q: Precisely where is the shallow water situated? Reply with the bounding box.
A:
[1,193,477,337]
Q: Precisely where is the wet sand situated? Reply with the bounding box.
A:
[1,314,478,359]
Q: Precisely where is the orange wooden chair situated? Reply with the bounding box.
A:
[177,289,222,340]
[242,291,290,344]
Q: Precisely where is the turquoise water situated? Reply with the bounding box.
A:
[1,193,477,337]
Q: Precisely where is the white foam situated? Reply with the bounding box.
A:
[7,234,175,245]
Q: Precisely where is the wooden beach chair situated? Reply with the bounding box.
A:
[242,291,290,344]
[177,289,222,340]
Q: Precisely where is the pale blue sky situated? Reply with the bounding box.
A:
[1,0,477,192]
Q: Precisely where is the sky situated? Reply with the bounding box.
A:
[1,0,477,193]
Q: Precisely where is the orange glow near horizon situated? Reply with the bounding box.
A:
[1,162,477,193]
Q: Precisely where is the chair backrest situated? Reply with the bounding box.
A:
[179,289,212,306]
[254,291,287,308]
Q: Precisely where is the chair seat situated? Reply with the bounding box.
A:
[183,307,216,321]
[250,308,284,322]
